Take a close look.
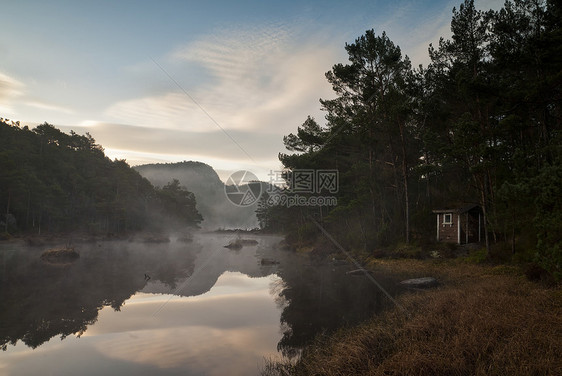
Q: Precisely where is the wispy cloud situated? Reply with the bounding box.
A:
[105,24,336,137]
[23,100,75,114]
[106,92,210,132]
[174,24,292,83]
[0,72,24,115]
[57,122,284,181]
[0,71,76,119]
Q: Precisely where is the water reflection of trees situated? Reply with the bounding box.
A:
[0,242,197,350]
[2,237,401,358]
[272,257,401,358]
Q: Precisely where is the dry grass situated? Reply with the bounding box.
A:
[40,247,80,266]
[264,261,562,376]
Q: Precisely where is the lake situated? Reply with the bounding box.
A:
[0,233,404,375]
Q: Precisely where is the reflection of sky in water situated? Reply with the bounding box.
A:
[1,272,283,376]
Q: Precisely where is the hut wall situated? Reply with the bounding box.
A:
[438,215,458,243]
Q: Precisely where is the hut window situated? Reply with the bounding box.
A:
[443,213,452,224]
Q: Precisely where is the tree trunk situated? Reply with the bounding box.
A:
[5,191,11,234]
[26,190,31,229]
[511,222,516,255]
[479,180,490,255]
[403,169,410,244]
[358,214,368,251]
[398,120,410,243]
[38,209,42,235]
[368,130,377,229]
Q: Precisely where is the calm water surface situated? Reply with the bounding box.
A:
[0,233,403,375]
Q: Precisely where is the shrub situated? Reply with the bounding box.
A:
[465,248,487,264]
[390,243,424,259]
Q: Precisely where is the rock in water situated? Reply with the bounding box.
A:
[400,277,438,288]
[40,247,80,264]
[238,239,258,245]
[260,258,279,265]
[224,240,243,249]
[346,268,373,276]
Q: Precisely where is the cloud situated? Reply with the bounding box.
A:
[23,100,75,114]
[87,273,282,372]
[105,24,336,135]
[96,24,340,179]
[0,71,76,119]
[106,92,211,132]
[57,121,284,181]
[0,72,24,115]
[59,122,281,160]
[174,24,292,83]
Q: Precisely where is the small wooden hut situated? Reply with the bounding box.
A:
[432,205,482,244]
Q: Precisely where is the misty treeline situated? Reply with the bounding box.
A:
[258,0,561,277]
[134,161,260,230]
[0,120,202,236]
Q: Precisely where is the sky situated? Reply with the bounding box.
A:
[1,0,503,182]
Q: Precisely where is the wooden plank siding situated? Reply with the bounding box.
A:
[437,213,457,242]
[433,205,482,245]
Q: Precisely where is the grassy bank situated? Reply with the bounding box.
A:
[263,259,562,376]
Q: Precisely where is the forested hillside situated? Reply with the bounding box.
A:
[0,120,202,236]
[263,0,561,278]
[135,161,260,229]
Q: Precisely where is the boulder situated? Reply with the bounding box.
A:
[239,239,258,245]
[260,258,280,265]
[400,277,438,288]
[40,247,80,264]
[346,268,373,276]
[224,240,243,249]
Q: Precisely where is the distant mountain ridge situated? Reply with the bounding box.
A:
[134,161,258,229]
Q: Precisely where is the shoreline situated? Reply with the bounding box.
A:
[263,258,562,376]
[0,229,285,249]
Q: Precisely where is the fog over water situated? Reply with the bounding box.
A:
[0,232,405,375]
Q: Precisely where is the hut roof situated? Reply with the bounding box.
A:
[432,204,480,214]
